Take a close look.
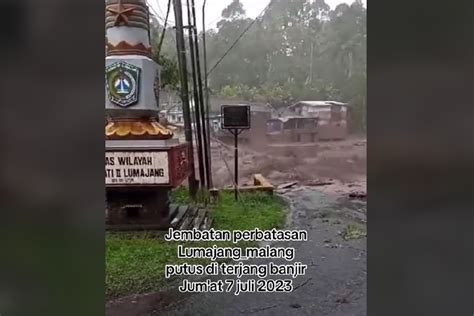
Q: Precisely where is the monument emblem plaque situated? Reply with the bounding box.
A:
[106,61,141,107]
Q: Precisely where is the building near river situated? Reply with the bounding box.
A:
[160,103,184,125]
[280,101,349,140]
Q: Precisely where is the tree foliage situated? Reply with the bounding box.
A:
[149,0,366,131]
[150,16,180,90]
[203,0,366,131]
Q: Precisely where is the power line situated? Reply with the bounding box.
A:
[148,2,161,18]
[149,5,163,21]
[150,9,175,26]
[206,0,274,76]
[150,10,176,29]
[154,0,165,17]
[148,1,175,26]
[206,15,221,28]
[157,0,172,53]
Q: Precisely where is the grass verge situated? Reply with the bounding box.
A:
[106,190,285,299]
[340,223,367,240]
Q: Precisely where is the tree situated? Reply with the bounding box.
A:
[221,0,246,21]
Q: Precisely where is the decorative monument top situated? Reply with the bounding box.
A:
[105,0,172,140]
[105,0,152,57]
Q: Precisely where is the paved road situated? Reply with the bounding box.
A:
[163,187,367,316]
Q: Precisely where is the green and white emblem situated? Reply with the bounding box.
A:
[106,61,141,107]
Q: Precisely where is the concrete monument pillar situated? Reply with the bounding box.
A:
[105,0,190,230]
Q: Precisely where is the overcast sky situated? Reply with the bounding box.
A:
[148,0,366,31]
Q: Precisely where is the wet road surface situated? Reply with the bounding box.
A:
[162,187,367,316]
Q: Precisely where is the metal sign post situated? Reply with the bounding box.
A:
[221,105,251,200]
[230,128,244,200]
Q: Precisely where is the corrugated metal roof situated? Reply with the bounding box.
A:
[269,115,318,123]
[297,101,349,107]
[250,103,275,112]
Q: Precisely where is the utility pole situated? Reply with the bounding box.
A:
[202,0,211,142]
[202,0,213,188]
[202,0,213,189]
[191,0,212,190]
[186,0,206,188]
[173,0,197,197]
[309,41,314,83]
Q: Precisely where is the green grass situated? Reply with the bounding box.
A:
[212,191,285,231]
[169,186,190,204]
[106,190,285,299]
[169,186,210,205]
[340,223,367,240]
[106,234,177,297]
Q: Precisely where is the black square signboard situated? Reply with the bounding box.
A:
[221,105,251,129]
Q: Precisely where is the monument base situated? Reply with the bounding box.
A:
[106,186,171,229]
[105,139,191,230]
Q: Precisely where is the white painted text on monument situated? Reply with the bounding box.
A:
[105,151,169,185]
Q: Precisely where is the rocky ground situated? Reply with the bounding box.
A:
[107,137,367,316]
